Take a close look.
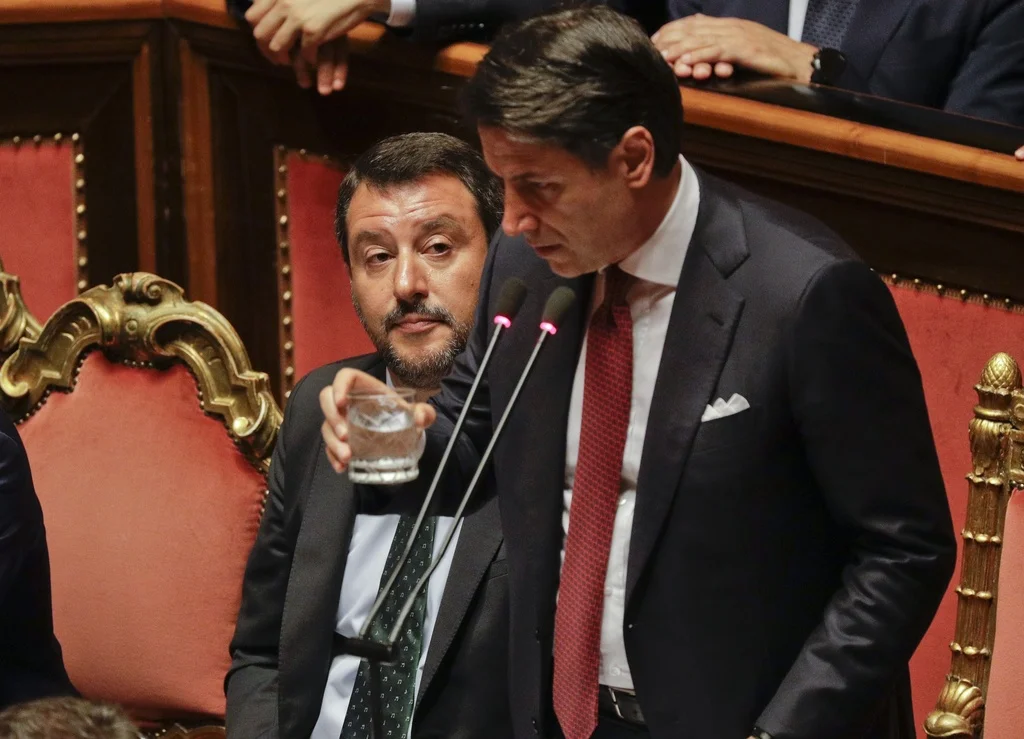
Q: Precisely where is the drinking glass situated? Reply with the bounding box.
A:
[347,389,419,484]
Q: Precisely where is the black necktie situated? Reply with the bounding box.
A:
[802,0,859,49]
[341,514,436,739]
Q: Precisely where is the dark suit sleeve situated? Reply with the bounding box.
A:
[756,260,957,739]
[0,432,32,605]
[225,378,309,739]
[942,0,1024,125]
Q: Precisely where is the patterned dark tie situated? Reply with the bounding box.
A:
[553,266,633,739]
[802,0,859,49]
[341,514,436,739]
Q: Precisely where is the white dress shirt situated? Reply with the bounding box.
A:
[788,0,810,41]
[312,372,462,739]
[561,156,700,691]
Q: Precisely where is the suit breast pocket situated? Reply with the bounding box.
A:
[689,407,761,458]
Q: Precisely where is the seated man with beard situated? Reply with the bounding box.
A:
[226,132,511,739]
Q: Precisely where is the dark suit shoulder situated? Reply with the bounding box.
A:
[700,173,861,293]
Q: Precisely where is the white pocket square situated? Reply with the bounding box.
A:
[701,393,750,422]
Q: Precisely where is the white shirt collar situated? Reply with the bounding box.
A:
[617,155,700,288]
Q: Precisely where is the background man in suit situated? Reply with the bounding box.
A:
[0,409,76,710]
[226,132,511,739]
[318,7,958,739]
[653,0,1024,127]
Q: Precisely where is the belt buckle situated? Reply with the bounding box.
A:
[607,687,625,721]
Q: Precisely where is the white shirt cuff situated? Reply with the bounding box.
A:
[386,0,416,27]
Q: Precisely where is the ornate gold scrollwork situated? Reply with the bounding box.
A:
[924,678,985,738]
[0,256,41,358]
[0,273,281,476]
[926,352,1022,738]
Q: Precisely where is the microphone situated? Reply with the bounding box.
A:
[339,276,528,663]
[382,286,577,649]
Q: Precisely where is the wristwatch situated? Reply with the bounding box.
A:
[810,47,847,85]
[751,728,774,739]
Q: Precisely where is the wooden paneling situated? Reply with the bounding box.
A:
[0,21,161,290]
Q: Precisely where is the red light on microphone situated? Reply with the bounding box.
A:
[540,321,557,335]
[494,315,512,329]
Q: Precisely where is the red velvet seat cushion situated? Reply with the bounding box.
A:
[889,286,1024,736]
[985,491,1024,738]
[286,154,374,381]
[18,354,267,720]
[0,140,79,319]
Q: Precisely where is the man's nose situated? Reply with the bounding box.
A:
[502,189,540,237]
[393,251,429,303]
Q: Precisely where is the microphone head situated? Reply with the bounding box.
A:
[493,277,528,328]
[540,286,576,335]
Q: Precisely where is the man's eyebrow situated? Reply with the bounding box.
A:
[350,229,393,250]
[416,215,469,238]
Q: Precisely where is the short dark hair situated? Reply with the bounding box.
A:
[462,5,683,177]
[0,698,139,739]
[335,132,503,264]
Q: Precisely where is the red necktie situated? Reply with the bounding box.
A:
[553,266,633,739]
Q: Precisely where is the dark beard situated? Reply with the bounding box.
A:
[353,296,472,390]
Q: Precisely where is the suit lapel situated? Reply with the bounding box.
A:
[417,494,503,697]
[279,358,386,735]
[625,175,747,605]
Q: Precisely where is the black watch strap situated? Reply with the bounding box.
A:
[810,47,847,85]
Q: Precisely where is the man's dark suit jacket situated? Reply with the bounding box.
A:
[668,0,1024,126]
[419,169,957,739]
[0,410,76,709]
[226,354,512,739]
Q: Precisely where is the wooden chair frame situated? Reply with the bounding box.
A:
[926,352,1024,738]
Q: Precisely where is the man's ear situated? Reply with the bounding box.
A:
[612,126,656,190]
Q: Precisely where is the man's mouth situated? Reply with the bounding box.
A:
[391,314,445,334]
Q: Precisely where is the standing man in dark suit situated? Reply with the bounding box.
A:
[226,132,511,739]
[652,0,1024,126]
[318,8,958,739]
[0,409,76,709]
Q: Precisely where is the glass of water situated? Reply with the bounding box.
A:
[347,389,419,484]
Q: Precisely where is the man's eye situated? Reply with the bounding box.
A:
[426,242,452,255]
[366,252,391,264]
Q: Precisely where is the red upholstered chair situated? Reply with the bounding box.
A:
[275,149,373,399]
[0,256,41,362]
[923,352,1024,738]
[0,135,86,318]
[887,284,1024,737]
[0,273,282,736]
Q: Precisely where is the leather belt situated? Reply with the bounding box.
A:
[598,685,645,726]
